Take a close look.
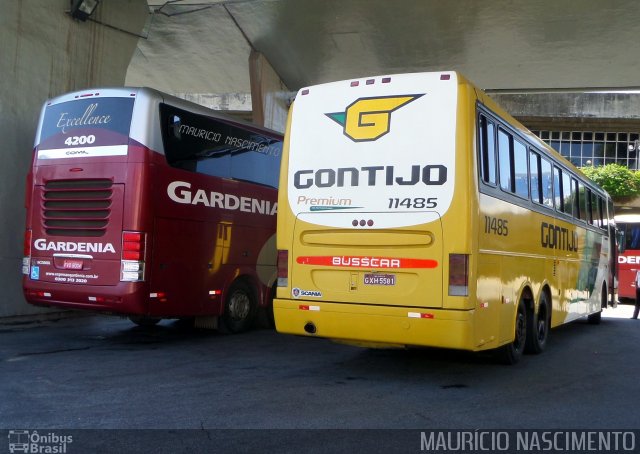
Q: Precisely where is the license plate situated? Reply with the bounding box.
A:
[364,273,396,286]
[62,259,83,270]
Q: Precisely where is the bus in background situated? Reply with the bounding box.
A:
[274,71,617,363]
[615,213,640,302]
[23,87,282,331]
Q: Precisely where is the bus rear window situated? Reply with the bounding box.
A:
[39,97,134,146]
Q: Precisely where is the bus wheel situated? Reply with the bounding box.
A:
[129,316,161,327]
[221,280,256,333]
[587,311,602,324]
[525,292,550,354]
[495,298,527,365]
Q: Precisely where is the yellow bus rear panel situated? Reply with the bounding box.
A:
[274,299,501,352]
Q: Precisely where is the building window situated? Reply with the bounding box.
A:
[531,130,640,169]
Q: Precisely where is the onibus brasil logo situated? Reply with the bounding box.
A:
[325,94,424,142]
[8,430,73,453]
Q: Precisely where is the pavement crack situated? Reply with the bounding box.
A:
[6,346,92,361]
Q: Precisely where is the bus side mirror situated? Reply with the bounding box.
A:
[617,229,626,254]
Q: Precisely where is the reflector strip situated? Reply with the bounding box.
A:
[408,312,434,319]
[299,305,320,311]
[297,255,438,269]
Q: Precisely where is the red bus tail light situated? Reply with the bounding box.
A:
[448,253,469,296]
[23,229,32,256]
[121,231,146,282]
[22,229,32,275]
[122,232,144,260]
[277,250,288,287]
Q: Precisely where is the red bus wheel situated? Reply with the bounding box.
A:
[221,280,256,333]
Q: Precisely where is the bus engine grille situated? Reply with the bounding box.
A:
[42,179,113,237]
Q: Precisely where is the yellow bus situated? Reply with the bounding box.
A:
[274,71,617,363]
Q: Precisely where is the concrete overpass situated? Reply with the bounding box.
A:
[3,0,640,318]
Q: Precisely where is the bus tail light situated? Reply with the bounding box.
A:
[25,290,52,298]
[277,250,288,287]
[22,229,32,275]
[121,231,146,282]
[150,292,167,302]
[448,254,469,296]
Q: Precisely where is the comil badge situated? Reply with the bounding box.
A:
[325,94,424,142]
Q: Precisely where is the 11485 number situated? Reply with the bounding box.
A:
[484,216,509,236]
[388,197,437,209]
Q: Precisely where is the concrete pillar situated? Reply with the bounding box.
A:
[249,50,290,133]
[0,0,148,318]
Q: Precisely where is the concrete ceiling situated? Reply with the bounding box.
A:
[127,0,640,96]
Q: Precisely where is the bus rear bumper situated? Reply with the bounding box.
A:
[273,299,479,351]
[22,280,149,316]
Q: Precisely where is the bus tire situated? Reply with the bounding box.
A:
[221,280,256,334]
[495,298,527,365]
[587,311,602,324]
[129,316,161,327]
[525,292,550,354]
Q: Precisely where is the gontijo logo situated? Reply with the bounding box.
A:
[325,94,424,142]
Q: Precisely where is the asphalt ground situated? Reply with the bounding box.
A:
[1,304,639,453]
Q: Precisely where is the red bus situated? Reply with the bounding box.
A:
[22,87,282,331]
[615,214,640,302]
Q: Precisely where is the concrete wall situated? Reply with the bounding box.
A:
[249,51,290,134]
[0,0,148,318]
[490,92,640,131]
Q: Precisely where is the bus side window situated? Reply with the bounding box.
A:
[230,141,281,188]
[576,179,587,222]
[529,151,542,204]
[597,197,605,230]
[630,226,640,249]
[513,139,528,198]
[588,190,597,225]
[561,171,573,217]
[553,166,563,212]
[478,115,496,185]
[540,157,553,208]
[498,129,512,192]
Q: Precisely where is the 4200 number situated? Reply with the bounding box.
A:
[64,135,96,146]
